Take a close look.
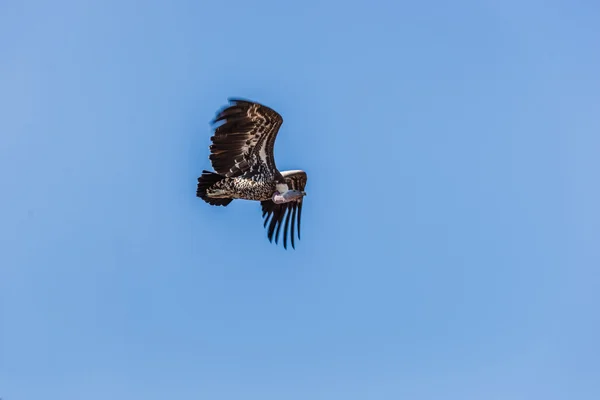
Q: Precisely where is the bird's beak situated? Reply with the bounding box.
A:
[302,191,307,196]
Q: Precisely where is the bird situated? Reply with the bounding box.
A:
[196,98,308,249]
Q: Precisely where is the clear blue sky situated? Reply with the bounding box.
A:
[1,0,599,399]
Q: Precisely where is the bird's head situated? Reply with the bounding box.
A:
[272,190,306,204]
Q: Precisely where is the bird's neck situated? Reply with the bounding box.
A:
[272,192,289,204]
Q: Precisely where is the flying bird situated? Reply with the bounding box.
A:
[196,98,308,249]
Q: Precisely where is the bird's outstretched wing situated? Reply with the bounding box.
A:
[260,170,307,249]
[209,98,284,178]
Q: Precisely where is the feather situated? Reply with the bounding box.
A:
[208,99,283,177]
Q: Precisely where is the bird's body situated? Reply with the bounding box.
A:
[196,98,308,249]
[204,175,281,202]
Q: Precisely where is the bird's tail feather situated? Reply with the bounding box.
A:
[196,170,233,206]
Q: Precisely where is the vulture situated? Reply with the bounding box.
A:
[196,98,308,249]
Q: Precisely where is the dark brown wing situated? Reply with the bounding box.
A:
[260,170,307,249]
[209,98,284,178]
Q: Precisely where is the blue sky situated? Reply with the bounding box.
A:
[1,0,599,399]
